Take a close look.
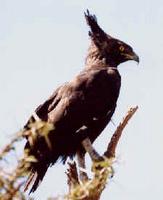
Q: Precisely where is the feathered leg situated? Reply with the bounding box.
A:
[81,137,103,161]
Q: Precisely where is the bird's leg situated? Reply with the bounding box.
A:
[76,151,89,182]
[81,137,104,161]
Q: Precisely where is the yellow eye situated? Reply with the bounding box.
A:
[119,46,125,52]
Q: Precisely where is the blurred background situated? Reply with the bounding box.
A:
[0,0,163,199]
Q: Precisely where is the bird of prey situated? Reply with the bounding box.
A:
[24,10,139,193]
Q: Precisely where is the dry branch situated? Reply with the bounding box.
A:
[104,106,138,158]
[66,162,80,191]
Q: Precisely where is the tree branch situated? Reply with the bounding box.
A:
[66,162,80,191]
[104,106,138,158]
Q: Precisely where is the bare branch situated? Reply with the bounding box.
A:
[104,106,138,158]
[66,162,80,191]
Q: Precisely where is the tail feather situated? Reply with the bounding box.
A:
[24,172,38,193]
[24,146,63,193]
[24,163,50,194]
[29,168,47,194]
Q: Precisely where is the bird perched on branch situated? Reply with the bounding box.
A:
[24,10,139,193]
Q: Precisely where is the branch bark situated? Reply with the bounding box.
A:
[104,106,138,158]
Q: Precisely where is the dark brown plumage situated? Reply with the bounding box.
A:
[24,10,139,193]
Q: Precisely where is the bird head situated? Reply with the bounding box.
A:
[85,10,139,67]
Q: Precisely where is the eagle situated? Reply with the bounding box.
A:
[24,10,139,193]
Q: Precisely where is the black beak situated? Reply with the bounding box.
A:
[125,51,139,63]
[132,52,139,63]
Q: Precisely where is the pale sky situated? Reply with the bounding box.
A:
[0,1,163,200]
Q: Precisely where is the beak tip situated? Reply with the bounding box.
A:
[125,52,140,64]
[136,56,140,64]
[132,53,139,64]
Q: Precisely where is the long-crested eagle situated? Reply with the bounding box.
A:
[24,10,139,193]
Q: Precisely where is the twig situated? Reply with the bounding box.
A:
[104,106,138,158]
[0,131,23,159]
[66,162,80,191]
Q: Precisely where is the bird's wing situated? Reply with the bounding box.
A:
[24,84,66,128]
[35,85,65,119]
[24,71,95,192]
[46,71,94,130]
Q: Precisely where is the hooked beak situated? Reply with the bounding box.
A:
[125,51,139,63]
